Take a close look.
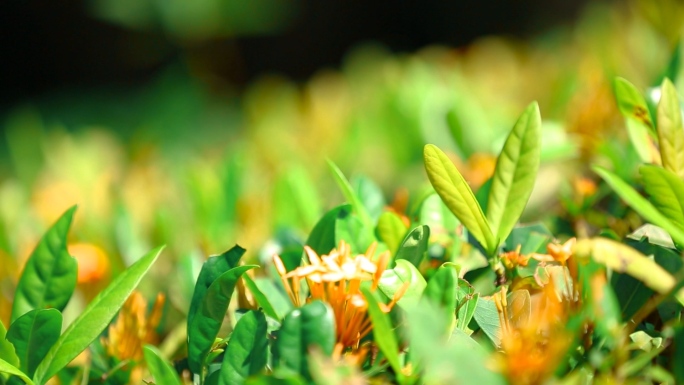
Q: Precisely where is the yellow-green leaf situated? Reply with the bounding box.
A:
[486,102,541,242]
[424,144,496,254]
[0,358,35,385]
[376,211,408,255]
[640,165,684,231]
[657,78,684,178]
[574,238,684,306]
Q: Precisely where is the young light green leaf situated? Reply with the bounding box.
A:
[361,287,403,377]
[0,320,19,368]
[486,102,541,243]
[640,165,684,230]
[614,77,656,132]
[306,204,352,256]
[376,211,408,255]
[219,311,268,385]
[274,301,335,381]
[423,267,458,333]
[11,206,77,323]
[424,144,496,254]
[0,358,35,385]
[187,265,258,375]
[594,166,684,246]
[473,296,501,347]
[188,245,246,332]
[334,209,375,255]
[32,246,164,385]
[657,78,684,178]
[574,238,684,306]
[242,275,280,320]
[7,309,61,378]
[327,160,373,228]
[143,345,182,385]
[378,259,427,308]
[394,225,430,268]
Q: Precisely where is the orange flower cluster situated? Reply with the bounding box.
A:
[274,241,407,351]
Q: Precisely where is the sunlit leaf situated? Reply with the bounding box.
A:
[472,296,501,347]
[334,209,375,255]
[7,309,61,378]
[593,166,684,246]
[376,211,408,255]
[0,320,19,368]
[378,259,426,308]
[614,77,660,164]
[657,78,684,178]
[639,165,684,230]
[0,358,35,385]
[361,287,403,377]
[306,204,352,256]
[11,206,77,323]
[143,345,182,385]
[424,144,496,254]
[33,246,164,385]
[394,225,430,268]
[327,160,373,228]
[486,102,541,243]
[219,311,268,385]
[242,275,280,321]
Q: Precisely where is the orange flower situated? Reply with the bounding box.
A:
[274,241,407,351]
[500,245,530,270]
[531,238,576,265]
[102,291,165,362]
[69,243,110,284]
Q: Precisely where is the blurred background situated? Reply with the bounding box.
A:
[1,0,683,335]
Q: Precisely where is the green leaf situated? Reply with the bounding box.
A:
[378,259,427,308]
[657,78,684,178]
[252,277,293,321]
[472,296,501,347]
[143,345,182,385]
[614,78,660,164]
[640,165,684,230]
[455,280,478,331]
[574,238,684,306]
[361,287,402,377]
[486,102,542,243]
[6,309,61,378]
[423,266,458,334]
[673,325,684,383]
[351,175,386,222]
[376,211,408,255]
[0,358,35,385]
[187,265,258,375]
[423,144,496,254]
[242,275,280,321]
[0,320,19,368]
[274,301,335,381]
[219,311,268,385]
[188,245,246,332]
[593,166,684,246]
[334,209,375,255]
[394,225,430,268]
[32,246,164,385]
[306,204,352,256]
[11,206,77,323]
[327,160,373,228]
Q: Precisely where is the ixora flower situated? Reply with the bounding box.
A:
[273,241,408,353]
[531,238,577,265]
[102,291,165,362]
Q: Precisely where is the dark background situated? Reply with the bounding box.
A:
[0,0,590,108]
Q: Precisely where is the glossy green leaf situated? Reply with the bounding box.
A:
[274,301,335,381]
[378,259,427,308]
[574,238,684,306]
[424,144,496,254]
[306,204,351,256]
[11,206,77,323]
[395,225,430,268]
[252,277,293,321]
[640,165,684,230]
[188,245,246,332]
[32,245,163,385]
[673,325,684,383]
[473,296,501,347]
[0,358,35,385]
[455,280,478,331]
[423,266,458,334]
[351,175,386,222]
[361,287,402,377]
[187,265,257,374]
[327,160,373,228]
[7,309,61,378]
[334,209,375,255]
[657,78,684,178]
[0,320,19,368]
[242,275,280,320]
[376,211,408,255]
[219,311,268,385]
[486,102,541,243]
[594,166,684,246]
[143,345,182,385]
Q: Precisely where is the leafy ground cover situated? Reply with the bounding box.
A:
[2,2,684,384]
